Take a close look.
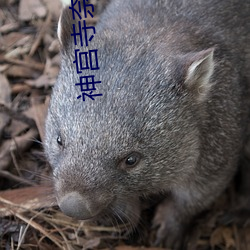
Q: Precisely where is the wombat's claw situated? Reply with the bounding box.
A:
[152,208,185,249]
[153,222,183,250]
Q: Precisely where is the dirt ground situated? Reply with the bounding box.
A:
[0,0,250,249]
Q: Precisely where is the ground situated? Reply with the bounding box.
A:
[0,0,249,249]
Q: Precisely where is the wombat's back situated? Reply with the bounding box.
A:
[99,0,249,74]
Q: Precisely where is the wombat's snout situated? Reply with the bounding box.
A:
[58,192,101,220]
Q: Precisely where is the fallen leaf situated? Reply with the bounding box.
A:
[0,128,38,171]
[0,74,11,137]
[0,185,54,217]
[18,0,47,21]
[6,65,40,78]
[222,227,235,249]
[42,0,62,19]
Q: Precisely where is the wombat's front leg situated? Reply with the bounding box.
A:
[153,198,189,249]
[152,187,214,249]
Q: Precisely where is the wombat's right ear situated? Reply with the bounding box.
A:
[184,48,215,102]
[58,7,78,50]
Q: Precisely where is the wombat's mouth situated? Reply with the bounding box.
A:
[84,205,140,232]
[90,197,142,231]
[56,190,142,231]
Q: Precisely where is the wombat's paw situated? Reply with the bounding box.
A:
[153,222,183,250]
[152,200,186,250]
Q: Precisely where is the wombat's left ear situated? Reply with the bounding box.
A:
[57,7,78,51]
[184,48,215,102]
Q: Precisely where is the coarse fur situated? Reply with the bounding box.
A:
[45,0,250,248]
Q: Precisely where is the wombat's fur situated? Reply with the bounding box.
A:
[45,0,250,248]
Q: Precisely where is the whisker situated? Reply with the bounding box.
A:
[30,138,43,145]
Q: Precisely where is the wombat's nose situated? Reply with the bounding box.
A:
[58,192,93,220]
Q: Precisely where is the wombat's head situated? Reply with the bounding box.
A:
[44,8,214,224]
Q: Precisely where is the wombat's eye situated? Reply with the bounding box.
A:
[57,135,63,146]
[124,153,140,167]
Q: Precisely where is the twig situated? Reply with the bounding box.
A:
[29,12,52,57]
[3,57,44,72]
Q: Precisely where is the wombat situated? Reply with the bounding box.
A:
[44,0,250,248]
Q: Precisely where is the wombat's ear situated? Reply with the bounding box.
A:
[184,48,214,102]
[58,7,78,50]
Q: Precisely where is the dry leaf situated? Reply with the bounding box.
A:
[222,227,235,249]
[6,65,40,78]
[42,0,62,19]
[0,128,38,170]
[0,185,54,217]
[0,32,27,51]
[18,0,47,21]
[0,74,11,137]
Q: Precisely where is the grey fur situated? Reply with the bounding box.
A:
[45,0,250,248]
